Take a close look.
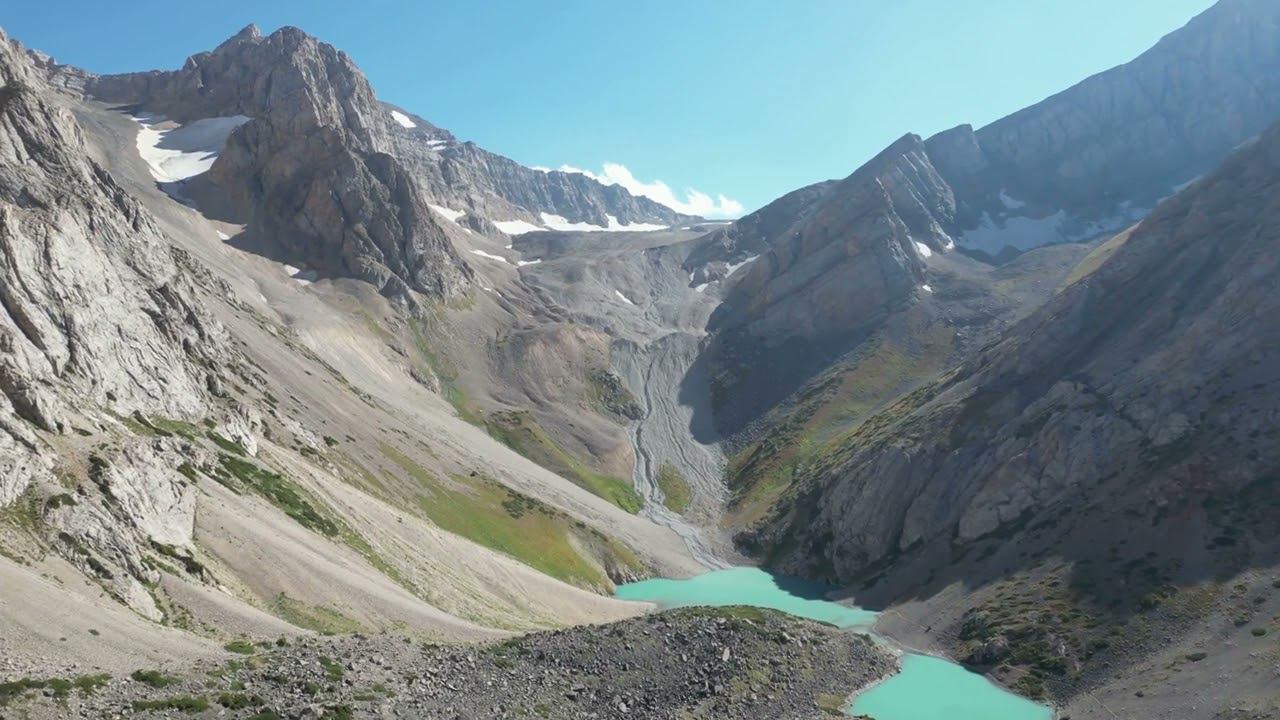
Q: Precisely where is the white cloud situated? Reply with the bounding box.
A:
[552,163,742,219]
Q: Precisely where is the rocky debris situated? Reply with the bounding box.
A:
[5,608,895,719]
[589,369,643,421]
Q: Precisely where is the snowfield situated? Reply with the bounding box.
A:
[390,110,417,129]
[724,255,760,277]
[493,219,546,236]
[537,212,668,233]
[469,249,511,264]
[134,115,250,183]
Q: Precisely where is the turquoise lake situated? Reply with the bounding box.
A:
[615,567,1052,720]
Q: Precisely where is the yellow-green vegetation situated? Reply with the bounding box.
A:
[207,431,249,456]
[0,674,110,705]
[1060,226,1134,289]
[727,311,953,527]
[379,441,640,591]
[585,369,642,419]
[130,669,180,688]
[484,410,642,513]
[131,696,209,713]
[223,639,258,655]
[121,413,202,440]
[270,594,365,635]
[656,462,693,514]
[407,318,484,426]
[814,693,847,715]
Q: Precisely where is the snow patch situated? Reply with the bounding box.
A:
[469,249,511,264]
[961,210,1069,255]
[493,219,545,236]
[998,190,1026,210]
[516,259,542,267]
[427,139,448,150]
[605,214,667,232]
[693,283,710,293]
[921,284,933,293]
[535,212,667,233]
[390,110,417,129]
[282,264,317,286]
[429,204,466,222]
[540,213,607,232]
[216,231,230,241]
[725,254,760,278]
[134,114,250,183]
[913,241,933,258]
[614,290,635,305]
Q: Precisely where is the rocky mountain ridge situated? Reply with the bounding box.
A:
[744,113,1280,713]
[74,25,691,301]
[687,0,1280,438]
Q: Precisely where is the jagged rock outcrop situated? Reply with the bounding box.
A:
[749,118,1280,593]
[1,30,225,492]
[0,29,232,615]
[701,134,949,433]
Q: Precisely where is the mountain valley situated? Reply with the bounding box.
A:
[2,2,1279,718]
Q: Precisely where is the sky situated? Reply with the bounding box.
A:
[5,0,1215,217]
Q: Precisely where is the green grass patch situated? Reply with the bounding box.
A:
[585,369,642,419]
[656,462,693,514]
[132,696,209,713]
[1060,226,1134,290]
[207,431,248,456]
[130,669,179,688]
[319,656,345,681]
[218,454,339,537]
[0,674,110,705]
[217,692,263,709]
[726,311,953,527]
[223,640,257,655]
[484,410,641,513]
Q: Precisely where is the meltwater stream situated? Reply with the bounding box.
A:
[616,567,1052,720]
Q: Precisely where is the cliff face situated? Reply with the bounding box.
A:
[0,29,238,617]
[752,118,1280,590]
[940,0,1280,254]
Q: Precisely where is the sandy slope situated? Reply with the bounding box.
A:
[0,556,223,677]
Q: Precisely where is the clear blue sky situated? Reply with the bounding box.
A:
[5,0,1215,215]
